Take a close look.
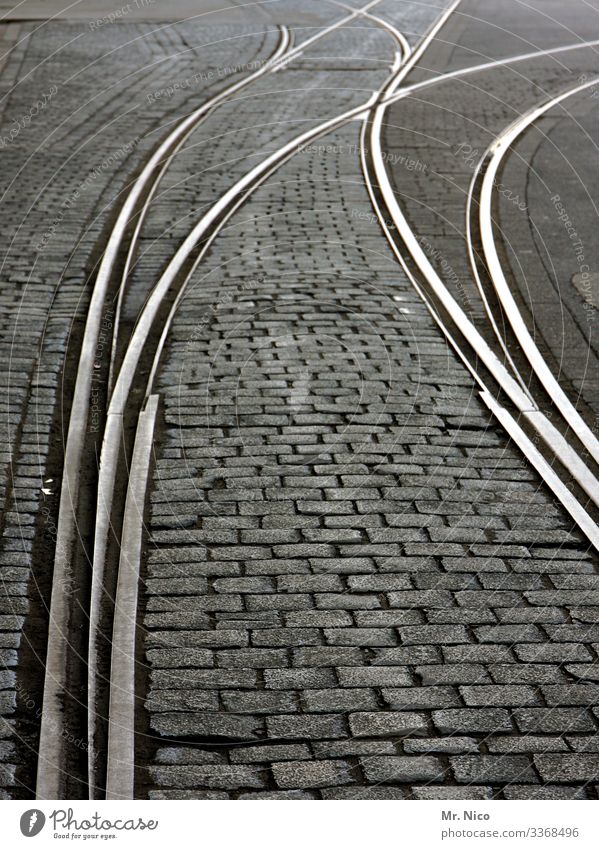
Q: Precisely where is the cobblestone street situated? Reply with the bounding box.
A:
[1,0,599,810]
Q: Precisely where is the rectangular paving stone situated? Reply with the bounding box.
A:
[433,709,513,734]
[534,754,599,783]
[349,711,427,738]
[266,714,347,740]
[251,628,321,647]
[514,709,596,734]
[315,594,381,610]
[151,713,263,740]
[487,737,569,754]
[459,685,539,707]
[451,755,537,784]
[413,787,493,800]
[221,691,297,714]
[320,786,406,800]
[541,685,599,706]
[265,669,336,689]
[272,759,355,789]
[362,756,445,783]
[384,687,460,710]
[388,590,453,608]
[399,625,470,645]
[285,610,352,627]
[515,644,592,662]
[373,647,441,665]
[405,737,479,755]
[293,647,364,667]
[324,628,396,646]
[230,744,311,764]
[149,765,267,789]
[336,667,413,687]
[215,649,288,668]
[475,625,543,643]
[303,688,378,713]
[150,669,256,689]
[503,786,588,800]
[418,664,490,686]
[312,740,396,757]
[146,691,219,712]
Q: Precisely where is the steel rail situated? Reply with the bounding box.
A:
[107,28,294,395]
[364,7,599,547]
[382,36,599,107]
[364,118,599,548]
[105,395,158,801]
[477,76,599,468]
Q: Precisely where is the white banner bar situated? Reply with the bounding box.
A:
[0,800,597,848]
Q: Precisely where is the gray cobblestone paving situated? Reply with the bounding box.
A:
[2,0,596,802]
[139,88,599,795]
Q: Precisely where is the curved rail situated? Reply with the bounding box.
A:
[382,36,599,108]
[107,28,293,395]
[364,8,599,547]
[477,76,599,468]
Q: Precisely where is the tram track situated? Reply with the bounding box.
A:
[37,22,294,802]
[364,5,599,547]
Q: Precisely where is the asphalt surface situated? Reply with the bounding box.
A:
[1,0,599,802]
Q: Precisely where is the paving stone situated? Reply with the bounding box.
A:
[475,625,543,643]
[362,756,445,783]
[433,709,513,734]
[272,759,356,789]
[221,691,297,714]
[230,744,311,764]
[303,688,378,713]
[237,790,317,800]
[312,740,396,757]
[349,711,427,737]
[320,786,407,799]
[383,687,461,710]
[417,664,490,685]
[459,685,540,707]
[149,765,268,789]
[265,669,336,689]
[413,787,493,800]
[399,625,470,645]
[373,647,441,665]
[324,628,396,646]
[215,649,289,668]
[266,715,347,740]
[503,786,588,800]
[251,628,321,647]
[514,709,596,734]
[293,647,364,667]
[336,667,413,687]
[451,755,537,784]
[405,737,479,755]
[154,748,226,765]
[487,737,569,754]
[151,713,263,740]
[534,754,599,783]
